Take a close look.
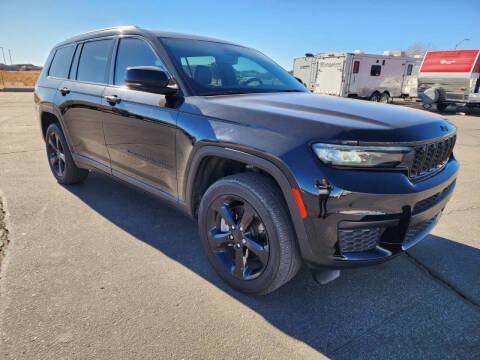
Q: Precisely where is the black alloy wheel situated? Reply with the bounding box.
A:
[198,173,302,294]
[45,123,88,184]
[47,130,66,178]
[206,195,269,281]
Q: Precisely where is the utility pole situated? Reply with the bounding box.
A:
[8,49,12,65]
[0,47,6,65]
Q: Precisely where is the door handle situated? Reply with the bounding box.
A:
[104,95,121,105]
[58,87,70,95]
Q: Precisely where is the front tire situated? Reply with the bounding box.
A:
[45,123,88,184]
[198,173,301,295]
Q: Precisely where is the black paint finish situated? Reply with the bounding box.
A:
[34,26,459,269]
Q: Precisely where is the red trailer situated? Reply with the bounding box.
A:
[418,50,480,111]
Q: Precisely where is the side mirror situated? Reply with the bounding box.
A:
[125,66,178,95]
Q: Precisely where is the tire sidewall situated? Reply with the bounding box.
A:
[45,123,72,183]
[370,92,380,102]
[198,179,284,294]
[380,93,390,103]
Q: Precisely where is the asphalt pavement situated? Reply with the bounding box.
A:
[0,93,479,359]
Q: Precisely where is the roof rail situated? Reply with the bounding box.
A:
[78,25,139,37]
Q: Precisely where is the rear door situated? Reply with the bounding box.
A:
[314,56,345,96]
[45,44,76,119]
[402,62,419,97]
[58,38,114,169]
[348,58,361,94]
[102,36,178,198]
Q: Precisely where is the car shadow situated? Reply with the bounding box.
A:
[63,172,480,359]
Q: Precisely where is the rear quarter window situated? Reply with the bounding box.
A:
[48,44,76,78]
[76,39,113,83]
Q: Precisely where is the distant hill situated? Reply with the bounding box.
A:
[0,63,42,71]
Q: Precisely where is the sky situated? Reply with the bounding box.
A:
[0,0,479,69]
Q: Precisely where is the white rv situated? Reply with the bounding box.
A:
[292,54,317,91]
[312,51,417,102]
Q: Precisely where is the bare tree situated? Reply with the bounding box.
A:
[404,43,432,57]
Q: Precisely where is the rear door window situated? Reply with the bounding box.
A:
[353,61,360,74]
[48,44,76,78]
[114,38,164,85]
[406,64,413,76]
[76,39,113,83]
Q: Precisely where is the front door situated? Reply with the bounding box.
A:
[102,36,178,198]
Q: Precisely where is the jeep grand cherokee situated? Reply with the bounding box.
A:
[34,26,458,294]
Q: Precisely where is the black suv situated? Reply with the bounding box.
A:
[35,26,458,294]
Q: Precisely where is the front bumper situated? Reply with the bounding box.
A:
[296,157,459,268]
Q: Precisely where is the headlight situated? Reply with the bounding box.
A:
[312,143,413,168]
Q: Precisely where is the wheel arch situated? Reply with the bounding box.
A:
[184,146,309,248]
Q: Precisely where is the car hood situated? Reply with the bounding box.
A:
[183,92,456,144]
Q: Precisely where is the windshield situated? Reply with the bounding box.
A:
[159,37,307,96]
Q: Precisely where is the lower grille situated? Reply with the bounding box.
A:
[410,135,456,180]
[403,216,437,244]
[413,182,454,215]
[338,227,383,253]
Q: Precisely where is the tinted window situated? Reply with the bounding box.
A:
[406,64,413,76]
[114,38,164,85]
[370,65,381,76]
[161,37,306,96]
[77,39,113,83]
[49,45,76,78]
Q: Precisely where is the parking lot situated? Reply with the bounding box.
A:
[0,92,479,359]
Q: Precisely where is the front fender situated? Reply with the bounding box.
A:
[183,145,317,261]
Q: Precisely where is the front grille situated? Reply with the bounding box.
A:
[412,182,454,215]
[410,135,456,180]
[403,215,437,244]
[338,227,384,253]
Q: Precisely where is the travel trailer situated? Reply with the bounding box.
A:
[313,52,417,102]
[418,50,480,111]
[292,54,317,91]
[293,51,419,102]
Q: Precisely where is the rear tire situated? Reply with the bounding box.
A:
[436,103,448,112]
[198,172,302,295]
[380,92,390,104]
[45,123,88,185]
[369,92,381,102]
